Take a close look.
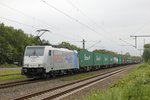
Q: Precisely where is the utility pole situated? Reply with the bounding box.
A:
[130,36,137,48]
[82,39,85,49]
[135,36,137,48]
[138,49,143,56]
[67,39,100,49]
[130,35,150,48]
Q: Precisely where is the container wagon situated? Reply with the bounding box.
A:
[78,50,94,71]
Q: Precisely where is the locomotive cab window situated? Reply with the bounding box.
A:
[49,50,51,56]
[25,47,45,56]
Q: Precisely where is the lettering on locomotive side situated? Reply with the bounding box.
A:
[84,54,91,61]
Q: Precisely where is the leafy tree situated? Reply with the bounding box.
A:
[93,49,118,56]
[144,44,150,48]
[0,23,43,65]
[41,39,50,45]
[57,42,83,51]
[143,44,150,62]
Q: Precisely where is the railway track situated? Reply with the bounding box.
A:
[0,65,127,89]
[0,73,20,77]
[0,79,35,89]
[14,66,129,100]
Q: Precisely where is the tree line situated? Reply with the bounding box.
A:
[143,44,150,63]
[0,23,49,65]
[0,23,143,65]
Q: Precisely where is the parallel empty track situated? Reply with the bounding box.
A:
[14,67,129,100]
[0,73,20,77]
[0,79,35,89]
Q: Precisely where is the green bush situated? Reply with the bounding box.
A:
[83,64,150,100]
[147,59,150,65]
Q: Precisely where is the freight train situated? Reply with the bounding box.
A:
[22,46,141,78]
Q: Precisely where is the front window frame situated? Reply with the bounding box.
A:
[25,47,45,56]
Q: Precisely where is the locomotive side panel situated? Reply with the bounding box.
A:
[49,49,79,71]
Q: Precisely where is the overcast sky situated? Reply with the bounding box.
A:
[0,0,150,56]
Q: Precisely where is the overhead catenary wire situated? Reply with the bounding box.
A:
[41,0,126,54]
[132,20,150,49]
[134,21,150,33]
[119,38,144,56]
[0,17,78,42]
[41,0,101,35]
[120,38,135,48]
[1,0,120,48]
[0,17,39,29]
[41,0,119,44]
[66,0,121,44]
[86,41,101,49]
[0,4,79,41]
[0,0,140,55]
[66,0,137,55]
[0,3,57,30]
[66,0,109,33]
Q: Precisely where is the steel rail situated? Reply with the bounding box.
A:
[14,66,130,100]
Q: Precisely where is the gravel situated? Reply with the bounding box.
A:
[61,64,138,100]
[0,65,137,100]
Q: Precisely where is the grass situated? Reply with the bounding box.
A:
[60,72,95,81]
[0,70,21,76]
[0,64,21,68]
[83,64,150,100]
[0,69,26,82]
[0,75,26,82]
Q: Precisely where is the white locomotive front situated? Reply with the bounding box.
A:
[22,46,79,78]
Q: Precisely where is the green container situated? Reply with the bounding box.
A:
[118,55,123,64]
[109,55,114,64]
[103,54,110,65]
[127,57,132,63]
[93,52,103,65]
[78,51,94,67]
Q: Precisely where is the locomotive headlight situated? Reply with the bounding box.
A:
[24,64,29,67]
[38,64,42,67]
[38,64,45,67]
